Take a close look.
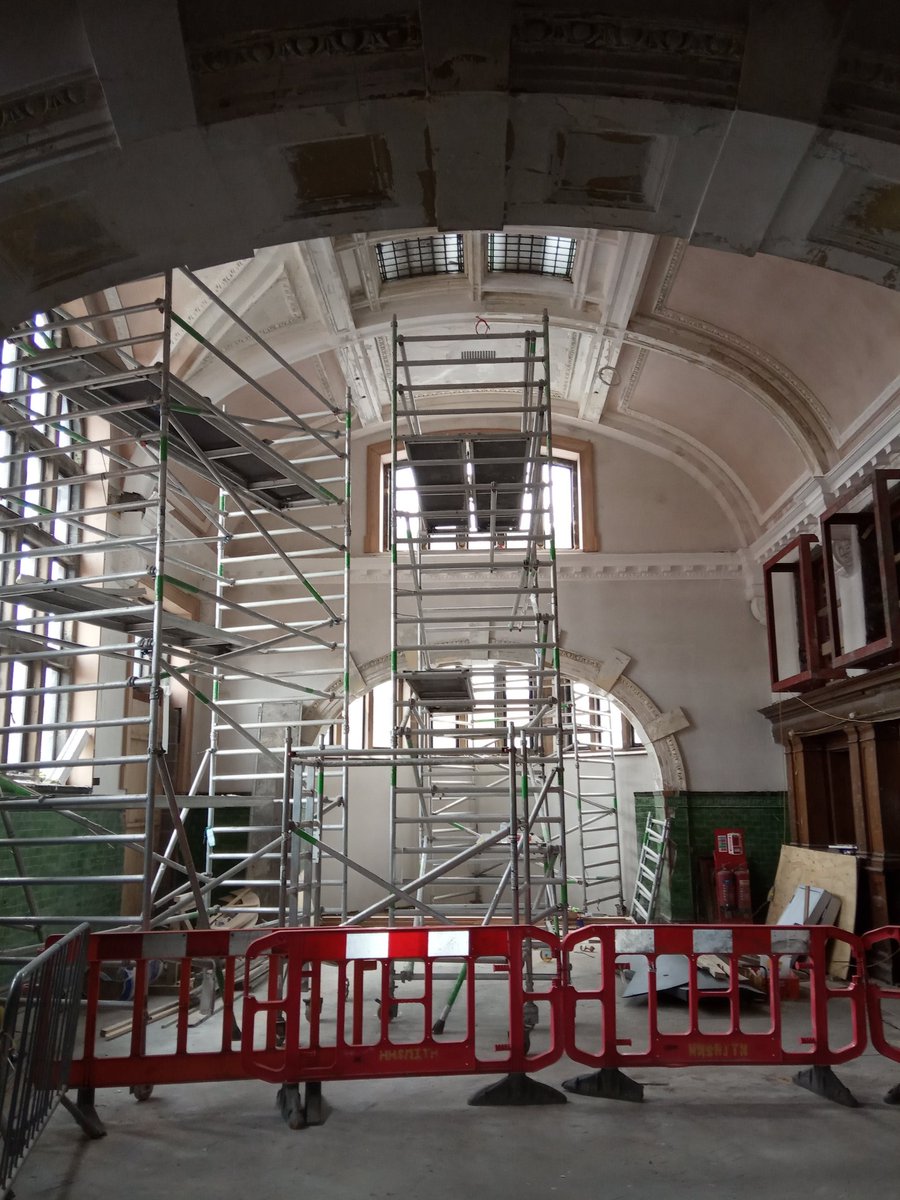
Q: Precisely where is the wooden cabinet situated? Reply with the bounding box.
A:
[763,534,843,691]
[762,665,900,942]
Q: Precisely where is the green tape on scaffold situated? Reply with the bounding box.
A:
[7,495,52,517]
[161,573,200,595]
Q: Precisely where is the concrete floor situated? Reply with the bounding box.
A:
[13,949,900,1200]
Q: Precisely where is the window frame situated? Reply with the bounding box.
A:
[0,323,81,770]
[364,431,597,555]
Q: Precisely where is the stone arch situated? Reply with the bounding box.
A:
[311,644,688,793]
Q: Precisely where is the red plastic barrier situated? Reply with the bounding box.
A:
[69,929,281,1089]
[241,924,562,1084]
[66,921,884,1094]
[862,926,900,1063]
[562,924,867,1068]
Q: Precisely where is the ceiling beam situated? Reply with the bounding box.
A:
[579,233,655,422]
[419,0,511,231]
[300,239,383,424]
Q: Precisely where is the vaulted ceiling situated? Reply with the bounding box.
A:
[4,2,900,564]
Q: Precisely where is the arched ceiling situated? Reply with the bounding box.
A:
[4,2,900,560]
[67,225,900,555]
[6,1,900,328]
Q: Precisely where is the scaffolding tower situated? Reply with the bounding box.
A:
[0,271,351,958]
[385,312,569,932]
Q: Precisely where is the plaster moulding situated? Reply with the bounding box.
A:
[350,553,741,585]
[751,428,900,564]
[0,72,117,183]
[626,312,835,473]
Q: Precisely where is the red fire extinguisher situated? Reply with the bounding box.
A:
[713,829,752,922]
[715,864,737,917]
[734,863,752,921]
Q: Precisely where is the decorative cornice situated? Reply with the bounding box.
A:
[190,18,422,76]
[634,312,834,479]
[653,238,687,311]
[510,10,743,107]
[350,552,741,585]
[0,72,115,180]
[750,416,900,564]
[619,345,648,414]
[0,74,104,131]
[512,14,742,61]
[653,309,835,445]
[827,48,900,142]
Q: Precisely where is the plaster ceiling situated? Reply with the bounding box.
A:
[63,223,899,559]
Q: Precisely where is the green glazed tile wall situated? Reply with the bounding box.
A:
[0,810,124,981]
[633,791,787,921]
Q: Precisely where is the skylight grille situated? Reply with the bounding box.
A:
[487,233,576,278]
[375,234,465,282]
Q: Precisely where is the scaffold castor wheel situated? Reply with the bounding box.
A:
[304,997,323,1019]
[523,1000,539,1030]
[376,999,399,1022]
[130,1084,153,1103]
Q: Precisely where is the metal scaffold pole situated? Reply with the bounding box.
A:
[0,267,353,953]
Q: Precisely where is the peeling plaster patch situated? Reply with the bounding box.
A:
[285,134,393,217]
[0,192,128,289]
[550,129,670,211]
[853,180,900,236]
[812,168,900,265]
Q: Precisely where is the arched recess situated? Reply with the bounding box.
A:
[306,644,689,794]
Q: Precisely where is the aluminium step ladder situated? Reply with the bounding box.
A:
[629,814,671,923]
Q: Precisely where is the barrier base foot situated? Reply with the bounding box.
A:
[468,1072,566,1107]
[884,1082,900,1106]
[277,1082,328,1129]
[562,1068,644,1103]
[60,1088,107,1139]
[277,1083,307,1129]
[304,1082,325,1126]
[792,1066,859,1108]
